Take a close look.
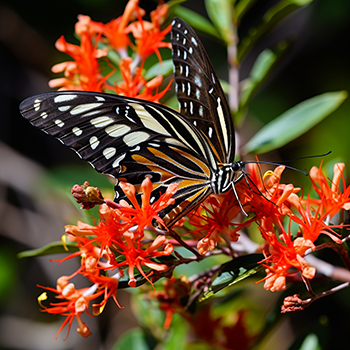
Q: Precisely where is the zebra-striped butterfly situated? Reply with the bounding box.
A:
[20,18,245,227]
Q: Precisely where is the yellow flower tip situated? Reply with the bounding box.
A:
[37,292,48,307]
[92,302,106,316]
[61,235,69,251]
[263,170,274,181]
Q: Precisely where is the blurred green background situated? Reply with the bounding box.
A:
[0,0,350,349]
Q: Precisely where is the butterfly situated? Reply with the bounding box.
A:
[19,17,246,228]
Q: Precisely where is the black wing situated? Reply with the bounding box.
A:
[19,91,216,226]
[170,17,235,164]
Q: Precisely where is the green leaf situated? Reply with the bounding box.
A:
[112,328,153,350]
[238,0,314,62]
[144,59,174,80]
[236,0,259,22]
[199,254,263,302]
[205,0,234,43]
[17,241,79,258]
[239,39,292,112]
[162,314,188,350]
[173,6,222,41]
[243,91,348,155]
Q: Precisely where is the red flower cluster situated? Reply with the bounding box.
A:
[49,0,172,102]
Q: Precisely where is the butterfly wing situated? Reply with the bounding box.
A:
[19,91,216,226]
[170,17,235,164]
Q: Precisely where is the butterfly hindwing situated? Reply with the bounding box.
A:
[170,17,235,164]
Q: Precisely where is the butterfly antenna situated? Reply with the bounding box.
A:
[242,171,278,207]
[243,151,332,176]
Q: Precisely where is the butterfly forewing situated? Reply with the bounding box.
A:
[19,91,215,226]
[170,18,235,164]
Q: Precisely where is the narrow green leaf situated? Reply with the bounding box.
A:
[17,241,79,258]
[236,0,259,22]
[238,39,293,123]
[243,91,348,155]
[173,6,222,40]
[199,254,263,302]
[205,0,233,43]
[144,59,174,80]
[112,328,152,350]
[238,0,314,62]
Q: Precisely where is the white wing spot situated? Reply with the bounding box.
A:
[182,38,186,45]
[180,65,183,74]
[112,154,126,168]
[58,106,70,112]
[184,51,187,60]
[54,94,77,103]
[191,37,198,46]
[130,145,140,152]
[123,131,150,147]
[72,127,83,136]
[184,29,188,34]
[177,22,181,28]
[196,89,200,100]
[199,105,204,117]
[189,47,193,54]
[34,99,41,111]
[194,75,202,87]
[95,96,105,101]
[70,103,103,115]
[177,49,181,57]
[208,126,213,138]
[40,112,48,119]
[90,116,114,128]
[193,120,197,126]
[149,143,160,147]
[211,73,216,84]
[209,87,214,94]
[89,136,99,150]
[55,119,64,127]
[103,147,116,159]
[105,124,131,138]
[187,82,191,96]
[185,65,189,77]
[190,101,193,114]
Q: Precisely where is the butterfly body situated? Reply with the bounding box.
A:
[20,18,245,227]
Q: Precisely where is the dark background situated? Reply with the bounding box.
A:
[0,0,350,349]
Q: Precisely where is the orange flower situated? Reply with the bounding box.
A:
[126,3,172,61]
[49,33,109,91]
[114,233,174,288]
[309,162,350,218]
[189,191,242,254]
[259,216,317,292]
[101,0,142,55]
[108,57,172,102]
[118,177,178,234]
[38,275,104,339]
